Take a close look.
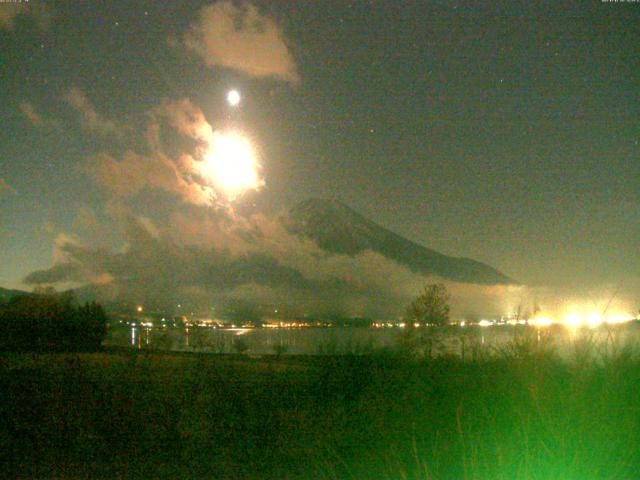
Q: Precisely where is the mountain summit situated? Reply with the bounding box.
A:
[285,198,514,285]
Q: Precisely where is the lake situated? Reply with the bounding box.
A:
[106,321,640,358]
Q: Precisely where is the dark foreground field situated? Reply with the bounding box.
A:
[2,340,640,479]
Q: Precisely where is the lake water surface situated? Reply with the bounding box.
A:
[106,321,640,358]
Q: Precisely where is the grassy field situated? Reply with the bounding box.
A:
[2,336,640,479]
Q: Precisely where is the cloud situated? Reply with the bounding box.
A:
[0,178,17,198]
[52,233,82,265]
[83,98,263,206]
[153,98,214,145]
[74,98,215,203]
[24,208,527,318]
[19,102,42,126]
[25,233,113,287]
[27,82,527,317]
[0,3,50,30]
[74,205,99,231]
[153,99,265,199]
[85,150,213,205]
[183,1,299,84]
[65,87,123,138]
[24,262,83,285]
[19,101,61,129]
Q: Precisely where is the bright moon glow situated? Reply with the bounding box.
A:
[227,89,241,106]
[202,131,261,198]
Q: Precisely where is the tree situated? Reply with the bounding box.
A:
[405,283,451,327]
[75,301,108,351]
[0,294,108,352]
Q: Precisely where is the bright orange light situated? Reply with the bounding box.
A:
[559,310,633,329]
[586,312,604,328]
[605,314,633,325]
[530,316,553,327]
[563,312,582,329]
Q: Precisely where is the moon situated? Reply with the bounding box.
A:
[227,89,241,107]
[201,131,262,199]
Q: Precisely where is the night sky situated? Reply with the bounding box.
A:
[1,1,638,303]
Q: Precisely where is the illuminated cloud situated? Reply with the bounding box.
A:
[23,208,525,318]
[19,101,61,129]
[70,96,263,209]
[152,99,265,201]
[65,87,123,138]
[153,99,213,145]
[19,102,43,126]
[183,1,299,84]
[85,151,213,206]
[22,76,518,315]
[25,78,523,316]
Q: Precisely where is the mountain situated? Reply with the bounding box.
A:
[0,287,32,303]
[284,198,515,285]
[9,199,515,316]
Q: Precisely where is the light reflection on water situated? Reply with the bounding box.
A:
[108,322,640,357]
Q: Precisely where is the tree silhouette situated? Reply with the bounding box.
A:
[405,283,450,327]
[0,293,107,352]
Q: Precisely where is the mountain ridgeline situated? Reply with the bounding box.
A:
[284,199,514,285]
[0,287,33,304]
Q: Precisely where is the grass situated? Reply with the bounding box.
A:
[2,333,640,479]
